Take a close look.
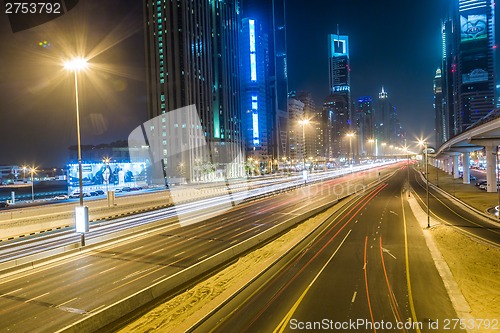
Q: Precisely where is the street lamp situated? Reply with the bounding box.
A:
[368,139,375,159]
[103,157,111,207]
[64,57,89,246]
[418,139,430,228]
[346,132,355,164]
[30,166,37,201]
[298,119,310,184]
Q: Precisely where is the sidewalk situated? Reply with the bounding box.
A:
[423,164,500,217]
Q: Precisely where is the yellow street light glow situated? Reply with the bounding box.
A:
[63,57,88,71]
[298,119,310,125]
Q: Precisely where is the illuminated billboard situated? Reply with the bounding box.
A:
[67,161,147,191]
[460,14,487,42]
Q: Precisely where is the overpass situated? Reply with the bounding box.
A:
[434,112,500,193]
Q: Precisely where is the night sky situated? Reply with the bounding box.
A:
[0,0,493,167]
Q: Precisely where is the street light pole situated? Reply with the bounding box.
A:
[65,57,89,246]
[298,119,309,184]
[30,167,35,201]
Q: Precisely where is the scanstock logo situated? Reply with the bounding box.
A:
[128,105,248,226]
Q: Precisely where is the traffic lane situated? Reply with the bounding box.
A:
[401,192,466,332]
[0,171,370,332]
[287,173,410,332]
[410,169,500,245]
[205,183,389,333]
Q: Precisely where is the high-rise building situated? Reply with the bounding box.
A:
[434,69,446,147]
[288,97,305,164]
[293,91,322,161]
[242,0,289,163]
[240,18,270,163]
[323,94,350,161]
[356,96,374,157]
[328,32,352,160]
[457,0,496,131]
[143,0,243,181]
[441,0,496,137]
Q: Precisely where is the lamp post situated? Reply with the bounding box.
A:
[298,119,310,184]
[103,157,111,207]
[368,139,375,159]
[346,132,354,165]
[64,57,89,246]
[30,166,36,201]
[419,139,430,228]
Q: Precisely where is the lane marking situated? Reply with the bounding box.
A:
[401,193,422,333]
[351,291,357,303]
[382,247,397,260]
[364,236,376,333]
[25,292,50,303]
[273,230,352,333]
[76,263,93,271]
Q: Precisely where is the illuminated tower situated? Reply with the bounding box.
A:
[328,30,352,160]
[240,18,270,163]
[242,0,289,163]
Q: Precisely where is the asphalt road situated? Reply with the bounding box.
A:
[409,167,500,247]
[194,166,464,333]
[0,164,397,332]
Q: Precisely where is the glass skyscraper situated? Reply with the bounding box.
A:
[142,0,243,180]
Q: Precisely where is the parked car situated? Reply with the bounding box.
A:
[0,202,9,208]
[476,180,487,187]
[53,195,68,200]
[94,190,105,195]
[89,191,99,197]
[121,187,131,192]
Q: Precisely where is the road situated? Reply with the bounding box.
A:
[193,166,464,333]
[409,167,500,246]
[0,164,397,332]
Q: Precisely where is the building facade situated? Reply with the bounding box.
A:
[439,0,496,142]
[142,0,243,182]
[242,0,289,164]
[240,18,270,164]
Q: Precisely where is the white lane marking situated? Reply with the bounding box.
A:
[153,275,167,283]
[198,254,208,260]
[130,246,144,252]
[152,248,164,254]
[351,291,357,303]
[0,288,23,297]
[390,211,399,216]
[382,247,397,260]
[76,263,93,271]
[25,292,50,302]
[99,266,117,275]
[174,251,186,257]
[57,297,78,307]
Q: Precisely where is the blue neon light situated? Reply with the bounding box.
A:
[252,95,259,145]
[249,20,257,81]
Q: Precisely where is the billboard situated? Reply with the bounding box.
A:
[67,161,147,191]
[461,14,487,42]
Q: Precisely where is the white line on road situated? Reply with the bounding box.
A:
[351,291,357,303]
[174,251,186,257]
[99,266,117,275]
[25,292,50,302]
[76,263,93,271]
[152,248,164,254]
[0,288,23,298]
[56,297,77,307]
[382,247,397,260]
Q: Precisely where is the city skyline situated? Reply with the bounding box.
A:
[0,0,496,167]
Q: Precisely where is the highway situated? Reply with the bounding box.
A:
[193,166,464,333]
[409,167,500,247]
[0,164,397,332]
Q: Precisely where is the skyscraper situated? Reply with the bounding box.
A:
[441,0,496,137]
[356,96,374,156]
[142,0,243,181]
[434,68,446,147]
[328,32,352,160]
[458,0,496,131]
[242,0,289,163]
[240,18,270,163]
